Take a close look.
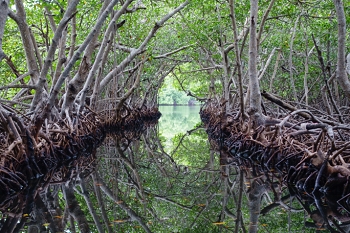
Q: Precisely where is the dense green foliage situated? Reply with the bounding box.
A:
[158,76,196,105]
[1,0,350,232]
[172,0,350,104]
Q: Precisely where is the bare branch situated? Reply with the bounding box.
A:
[154,43,194,59]
[31,0,79,110]
[257,0,276,45]
[47,0,119,113]
[99,0,189,90]
[258,47,277,80]
[0,84,36,91]
[75,0,133,114]
[229,0,245,117]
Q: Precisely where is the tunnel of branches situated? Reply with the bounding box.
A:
[1,0,350,232]
[200,93,350,232]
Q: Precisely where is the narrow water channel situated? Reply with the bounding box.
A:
[158,105,201,151]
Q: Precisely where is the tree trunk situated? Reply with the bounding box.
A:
[248,0,263,125]
[288,14,300,102]
[0,0,9,61]
[9,0,40,84]
[333,0,350,98]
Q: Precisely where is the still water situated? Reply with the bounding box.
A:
[158,105,201,151]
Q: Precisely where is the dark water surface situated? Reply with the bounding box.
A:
[158,105,348,232]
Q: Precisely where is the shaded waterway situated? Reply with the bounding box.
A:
[3,104,348,232]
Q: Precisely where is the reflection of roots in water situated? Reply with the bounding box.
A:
[200,99,350,231]
[0,104,161,218]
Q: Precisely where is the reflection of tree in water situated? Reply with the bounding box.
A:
[4,103,350,232]
[201,99,350,232]
[0,106,161,232]
[0,108,344,232]
[159,106,200,131]
[159,106,201,150]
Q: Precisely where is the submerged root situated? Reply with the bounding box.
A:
[201,99,350,229]
[0,104,161,214]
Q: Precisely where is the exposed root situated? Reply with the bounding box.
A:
[201,99,350,230]
[0,104,161,215]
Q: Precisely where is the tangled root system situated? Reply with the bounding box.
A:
[0,103,161,214]
[200,99,350,228]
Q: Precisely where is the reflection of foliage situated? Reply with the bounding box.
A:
[158,105,201,152]
[21,126,321,232]
[95,128,226,232]
[171,125,209,166]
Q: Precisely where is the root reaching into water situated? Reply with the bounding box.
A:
[0,104,161,215]
[200,98,350,231]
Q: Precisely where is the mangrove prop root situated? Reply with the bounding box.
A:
[0,104,161,216]
[201,99,350,230]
